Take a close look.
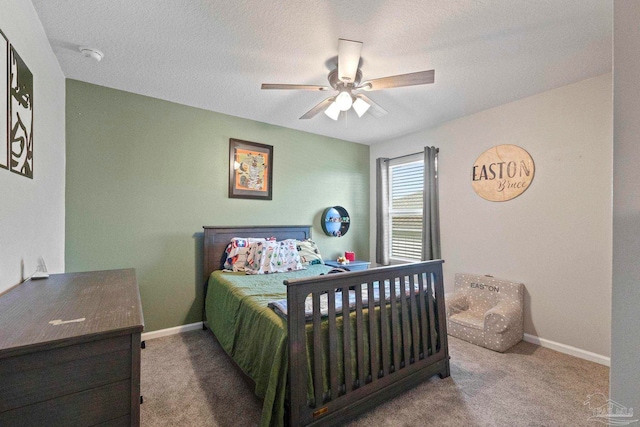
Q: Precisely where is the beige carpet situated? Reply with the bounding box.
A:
[140,330,608,426]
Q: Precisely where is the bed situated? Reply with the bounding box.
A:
[203,225,450,427]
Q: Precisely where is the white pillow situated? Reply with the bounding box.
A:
[223,237,266,271]
[245,239,303,274]
[296,239,324,266]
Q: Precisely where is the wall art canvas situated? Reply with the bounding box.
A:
[9,44,33,178]
[228,139,273,200]
[0,30,8,170]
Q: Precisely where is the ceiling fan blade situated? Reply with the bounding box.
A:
[261,84,330,91]
[300,97,336,120]
[337,39,363,84]
[355,94,387,118]
[360,69,435,91]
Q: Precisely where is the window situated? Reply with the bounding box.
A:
[389,157,424,261]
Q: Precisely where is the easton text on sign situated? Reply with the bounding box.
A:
[471,144,535,202]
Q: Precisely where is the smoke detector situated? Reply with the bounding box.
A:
[79,46,103,62]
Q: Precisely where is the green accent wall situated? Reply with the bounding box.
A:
[65,80,370,332]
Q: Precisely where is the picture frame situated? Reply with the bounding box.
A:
[9,43,33,178]
[0,29,8,170]
[228,138,273,200]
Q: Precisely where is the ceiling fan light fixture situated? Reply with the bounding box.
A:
[324,101,341,120]
[353,97,371,117]
[335,91,353,111]
[261,39,434,121]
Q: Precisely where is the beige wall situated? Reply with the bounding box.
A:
[370,74,612,359]
[0,0,66,293]
[611,0,640,413]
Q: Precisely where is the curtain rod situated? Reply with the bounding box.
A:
[383,148,438,162]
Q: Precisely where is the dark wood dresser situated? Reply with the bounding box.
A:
[0,269,144,426]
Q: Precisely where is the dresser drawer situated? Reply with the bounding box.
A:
[0,335,130,375]
[0,345,131,412]
[0,380,131,427]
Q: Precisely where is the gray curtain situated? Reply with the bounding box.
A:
[422,147,441,260]
[376,157,390,265]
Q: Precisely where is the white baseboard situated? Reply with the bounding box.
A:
[141,322,204,341]
[523,333,610,367]
[141,323,610,367]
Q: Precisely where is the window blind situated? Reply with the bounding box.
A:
[389,160,424,261]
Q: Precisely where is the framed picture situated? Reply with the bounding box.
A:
[228,138,273,200]
[0,29,8,170]
[9,44,33,178]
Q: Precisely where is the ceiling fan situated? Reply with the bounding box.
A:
[261,38,435,120]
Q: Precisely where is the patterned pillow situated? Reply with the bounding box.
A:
[296,239,324,265]
[223,237,266,271]
[245,239,303,274]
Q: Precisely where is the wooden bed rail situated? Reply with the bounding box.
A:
[284,260,450,427]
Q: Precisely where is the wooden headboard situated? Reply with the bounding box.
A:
[202,225,312,282]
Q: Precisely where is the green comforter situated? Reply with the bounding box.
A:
[206,265,331,427]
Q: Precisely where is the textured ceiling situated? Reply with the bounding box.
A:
[31,0,612,145]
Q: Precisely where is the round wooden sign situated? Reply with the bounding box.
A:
[471,144,535,202]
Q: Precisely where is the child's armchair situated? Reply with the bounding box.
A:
[445,273,524,352]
